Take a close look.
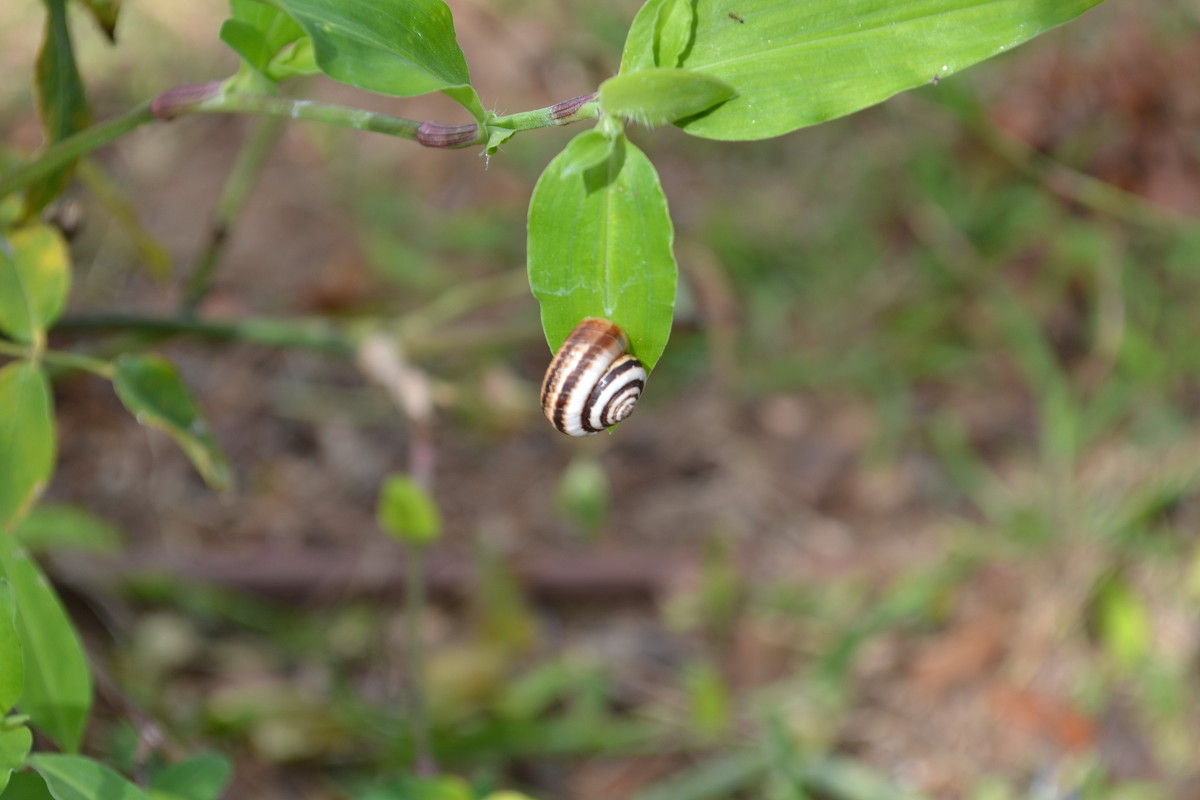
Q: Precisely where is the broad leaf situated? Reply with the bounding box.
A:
[376,474,442,545]
[147,754,232,800]
[11,504,123,555]
[0,224,72,346]
[528,132,676,369]
[273,0,485,121]
[0,537,91,753]
[29,754,148,800]
[26,0,92,216]
[0,580,21,714]
[0,725,33,796]
[112,354,232,490]
[599,68,734,127]
[620,0,1106,140]
[0,362,56,531]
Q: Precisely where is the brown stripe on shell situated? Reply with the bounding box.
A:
[541,318,636,435]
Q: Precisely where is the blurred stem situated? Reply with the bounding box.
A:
[182,115,287,314]
[404,544,436,776]
[54,313,355,357]
[0,340,114,378]
[0,101,155,201]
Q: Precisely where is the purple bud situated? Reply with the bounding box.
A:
[550,94,596,124]
[151,82,223,120]
[416,122,479,148]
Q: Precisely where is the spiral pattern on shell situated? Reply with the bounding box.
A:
[541,318,647,437]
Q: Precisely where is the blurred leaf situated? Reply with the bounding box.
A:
[0,727,33,797]
[554,455,610,535]
[528,132,676,370]
[1,772,55,800]
[273,0,484,120]
[11,504,123,554]
[29,754,147,800]
[684,661,730,740]
[634,750,768,800]
[621,0,1104,140]
[599,68,735,127]
[473,545,536,654]
[1090,571,1151,671]
[147,754,232,800]
[112,354,232,491]
[75,0,122,41]
[376,474,442,545]
[0,362,56,531]
[0,580,21,714]
[482,794,538,800]
[0,537,91,752]
[26,0,92,216]
[0,224,72,345]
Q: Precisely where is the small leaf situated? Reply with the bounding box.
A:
[0,725,33,796]
[653,0,696,68]
[11,504,123,555]
[555,455,610,534]
[620,0,1106,141]
[266,39,318,81]
[273,0,485,121]
[1090,572,1151,672]
[0,537,91,753]
[29,754,148,800]
[112,354,232,491]
[376,474,442,545]
[599,68,735,127]
[0,580,22,715]
[26,0,92,216]
[528,132,676,370]
[0,224,72,345]
[75,0,122,41]
[559,129,615,178]
[148,754,232,800]
[220,0,311,82]
[0,362,56,531]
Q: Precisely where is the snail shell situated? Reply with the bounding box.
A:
[541,317,647,436]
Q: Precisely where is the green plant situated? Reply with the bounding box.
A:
[0,0,1109,797]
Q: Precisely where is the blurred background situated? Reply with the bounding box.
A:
[3,0,1200,798]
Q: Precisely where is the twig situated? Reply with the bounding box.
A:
[181,115,287,314]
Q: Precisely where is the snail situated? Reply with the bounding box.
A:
[541,317,647,436]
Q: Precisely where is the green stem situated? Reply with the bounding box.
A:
[53,313,355,357]
[0,101,155,200]
[182,114,287,313]
[0,340,115,378]
[403,544,435,776]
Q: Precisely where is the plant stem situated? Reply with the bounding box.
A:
[403,543,435,776]
[0,339,115,378]
[0,101,156,200]
[181,115,286,314]
[53,313,355,357]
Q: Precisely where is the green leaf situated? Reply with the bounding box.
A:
[528,132,676,370]
[26,0,92,216]
[620,0,1106,140]
[599,68,735,127]
[112,354,232,491]
[273,0,485,121]
[220,0,313,83]
[0,362,56,531]
[2,772,55,800]
[0,580,21,714]
[376,474,442,545]
[11,504,123,555]
[652,0,696,68]
[0,725,33,796]
[75,0,122,41]
[29,754,148,800]
[147,754,232,800]
[0,224,72,346]
[0,537,91,752]
[558,130,615,178]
